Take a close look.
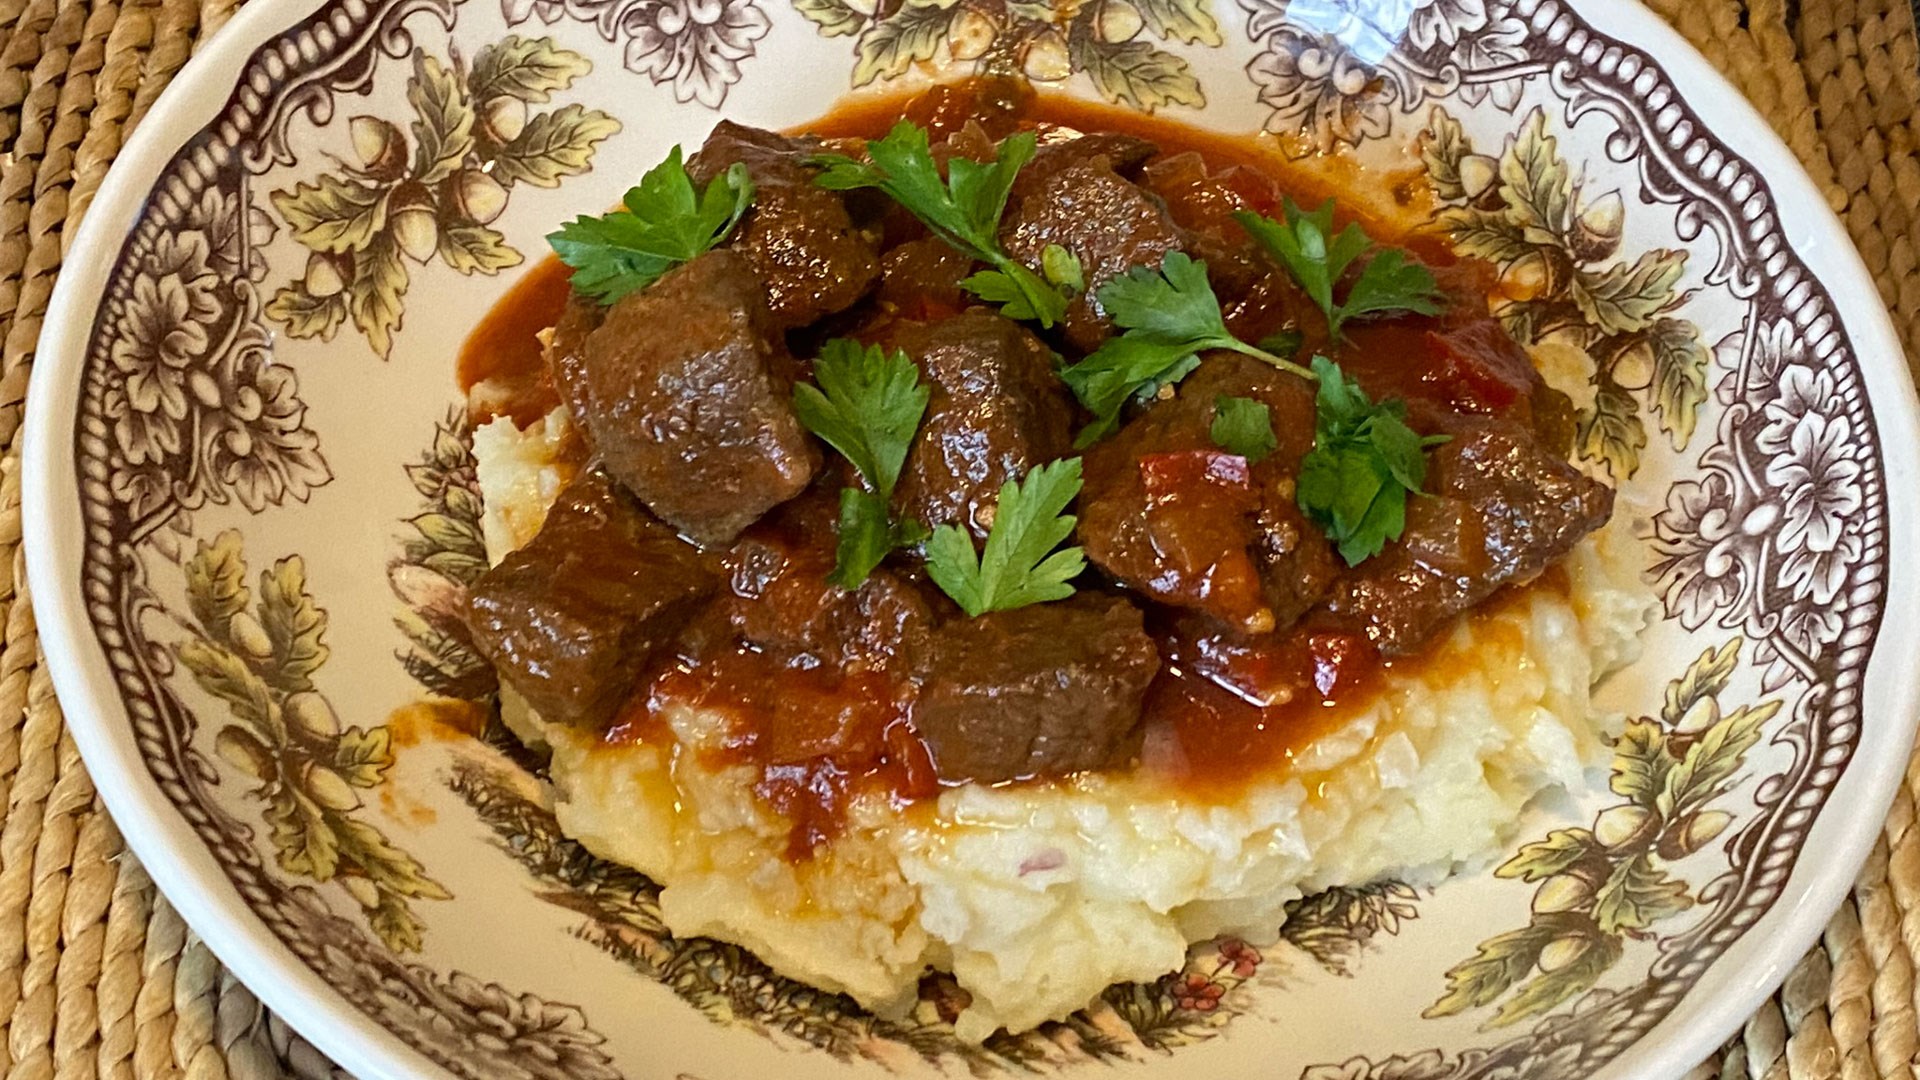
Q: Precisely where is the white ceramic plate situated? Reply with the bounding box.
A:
[22,0,1920,1077]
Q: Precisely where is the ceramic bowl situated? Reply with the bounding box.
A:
[22,0,1920,1077]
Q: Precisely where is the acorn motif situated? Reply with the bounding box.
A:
[1022,29,1072,81]
[1672,695,1721,736]
[304,251,348,298]
[478,94,527,145]
[349,116,407,181]
[303,762,360,811]
[1532,872,1595,915]
[1658,810,1734,860]
[443,168,508,226]
[1096,0,1143,42]
[389,181,440,263]
[1457,153,1500,203]
[948,9,997,62]
[1572,190,1625,263]
[1593,804,1659,850]
[216,727,274,780]
[1609,337,1655,391]
[1536,934,1592,973]
[1504,252,1550,293]
[285,691,342,741]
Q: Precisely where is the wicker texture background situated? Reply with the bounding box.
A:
[0,0,1910,1077]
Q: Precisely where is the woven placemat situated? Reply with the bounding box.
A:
[0,1,1911,1077]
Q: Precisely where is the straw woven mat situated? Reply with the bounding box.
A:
[0,0,1907,1076]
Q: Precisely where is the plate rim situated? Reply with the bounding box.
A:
[19,0,1920,1077]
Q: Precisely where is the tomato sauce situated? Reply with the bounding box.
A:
[456,80,1567,854]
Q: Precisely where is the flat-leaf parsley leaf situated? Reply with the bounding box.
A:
[1210,395,1278,464]
[792,339,932,587]
[1236,199,1445,339]
[547,147,754,304]
[926,458,1087,617]
[813,122,1069,327]
[1060,252,1316,445]
[1296,356,1450,565]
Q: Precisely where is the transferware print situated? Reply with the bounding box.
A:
[794,0,1218,110]
[502,0,772,107]
[1421,104,1706,480]
[264,37,617,357]
[56,0,1893,1076]
[175,531,451,951]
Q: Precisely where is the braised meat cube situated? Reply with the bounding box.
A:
[1078,354,1338,634]
[1013,131,1157,198]
[722,505,935,677]
[687,121,881,328]
[540,291,603,442]
[891,310,1075,539]
[1001,162,1186,352]
[572,250,818,546]
[1319,418,1615,654]
[913,595,1160,784]
[466,467,716,728]
[876,238,975,320]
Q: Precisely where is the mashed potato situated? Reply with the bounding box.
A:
[475,407,1652,1040]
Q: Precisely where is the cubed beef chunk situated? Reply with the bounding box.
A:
[1001,162,1186,353]
[465,467,716,728]
[542,290,603,443]
[1318,418,1615,654]
[722,508,935,677]
[687,121,880,328]
[891,310,1075,538]
[1013,131,1157,198]
[876,238,975,320]
[913,595,1160,784]
[572,250,819,547]
[1078,354,1338,634]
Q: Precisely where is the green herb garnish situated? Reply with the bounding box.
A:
[1060,252,1315,445]
[1210,395,1278,464]
[925,458,1086,617]
[792,339,932,588]
[813,122,1069,327]
[1235,199,1445,339]
[547,147,754,305]
[1296,356,1450,566]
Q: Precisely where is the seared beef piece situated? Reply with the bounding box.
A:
[913,595,1160,784]
[466,467,716,728]
[1078,354,1338,634]
[574,250,818,546]
[543,291,604,439]
[1001,162,1186,353]
[892,310,1076,538]
[1338,315,1580,456]
[1319,418,1615,654]
[1141,151,1288,306]
[687,121,880,328]
[722,510,935,676]
[876,238,975,319]
[1013,132,1157,197]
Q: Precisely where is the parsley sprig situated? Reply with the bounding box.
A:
[791,339,932,588]
[1210,395,1278,464]
[1235,200,1445,339]
[548,147,755,305]
[1296,356,1450,566]
[813,121,1071,327]
[925,458,1087,617]
[1060,252,1314,445]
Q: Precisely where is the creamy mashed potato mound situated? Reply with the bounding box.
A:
[476,407,1652,1040]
